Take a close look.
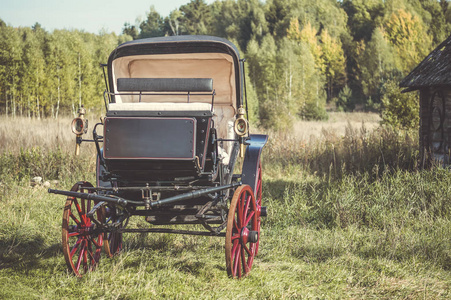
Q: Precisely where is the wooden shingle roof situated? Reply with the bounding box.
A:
[400,34,451,91]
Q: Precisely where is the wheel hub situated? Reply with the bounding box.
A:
[240,227,259,244]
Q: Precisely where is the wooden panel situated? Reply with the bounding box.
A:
[419,88,430,166]
[426,87,451,166]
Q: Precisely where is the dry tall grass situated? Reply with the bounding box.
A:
[0,112,416,182]
[292,112,381,140]
[0,116,74,153]
[1,112,380,153]
[261,112,418,179]
[0,116,98,182]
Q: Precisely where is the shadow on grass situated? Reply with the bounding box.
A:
[0,236,61,271]
[173,259,205,276]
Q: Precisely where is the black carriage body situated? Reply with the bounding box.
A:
[103,112,213,182]
[100,35,244,188]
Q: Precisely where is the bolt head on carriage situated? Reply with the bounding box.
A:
[49,36,268,278]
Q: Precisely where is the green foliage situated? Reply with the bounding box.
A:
[358,27,399,103]
[212,0,267,51]
[0,25,126,117]
[335,85,355,112]
[302,101,329,121]
[320,29,347,100]
[341,0,385,42]
[383,8,432,74]
[178,0,213,35]
[381,80,419,129]
[139,6,165,38]
[122,22,138,40]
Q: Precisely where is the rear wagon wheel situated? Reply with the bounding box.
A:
[62,182,107,277]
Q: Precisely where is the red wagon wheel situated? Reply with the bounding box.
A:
[225,185,259,278]
[62,182,108,277]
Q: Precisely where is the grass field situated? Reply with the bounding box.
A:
[1,114,451,299]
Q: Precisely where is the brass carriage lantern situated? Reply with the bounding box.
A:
[71,106,88,156]
[234,106,249,157]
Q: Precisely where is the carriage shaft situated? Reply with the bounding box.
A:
[48,182,241,207]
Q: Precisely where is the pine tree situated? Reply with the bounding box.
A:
[139,6,165,38]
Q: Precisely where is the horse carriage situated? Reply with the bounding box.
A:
[49,35,268,278]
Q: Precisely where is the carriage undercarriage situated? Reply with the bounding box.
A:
[50,147,266,278]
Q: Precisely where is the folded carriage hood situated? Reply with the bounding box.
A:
[107,35,243,108]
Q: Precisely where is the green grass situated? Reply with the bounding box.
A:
[1,125,451,298]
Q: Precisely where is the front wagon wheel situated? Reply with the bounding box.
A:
[62,182,108,277]
[225,185,259,278]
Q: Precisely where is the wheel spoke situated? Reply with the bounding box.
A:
[233,243,241,277]
[243,243,253,257]
[93,237,103,249]
[74,199,85,225]
[70,238,81,257]
[233,216,239,231]
[256,179,261,198]
[75,240,85,271]
[244,193,251,221]
[87,241,95,266]
[231,233,240,241]
[83,240,88,272]
[69,212,81,226]
[87,199,91,215]
[238,194,244,228]
[244,211,255,228]
[231,239,239,261]
[241,246,249,274]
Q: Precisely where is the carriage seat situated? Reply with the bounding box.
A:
[108,102,212,112]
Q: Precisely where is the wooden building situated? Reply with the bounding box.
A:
[400,35,451,166]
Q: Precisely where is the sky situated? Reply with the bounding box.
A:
[0,0,215,35]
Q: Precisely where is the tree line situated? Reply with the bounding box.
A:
[0,22,131,118]
[1,0,450,128]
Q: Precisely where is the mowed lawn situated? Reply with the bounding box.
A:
[1,114,451,299]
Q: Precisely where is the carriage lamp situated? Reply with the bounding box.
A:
[72,106,88,156]
[234,107,248,136]
[234,107,248,157]
[71,117,88,135]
